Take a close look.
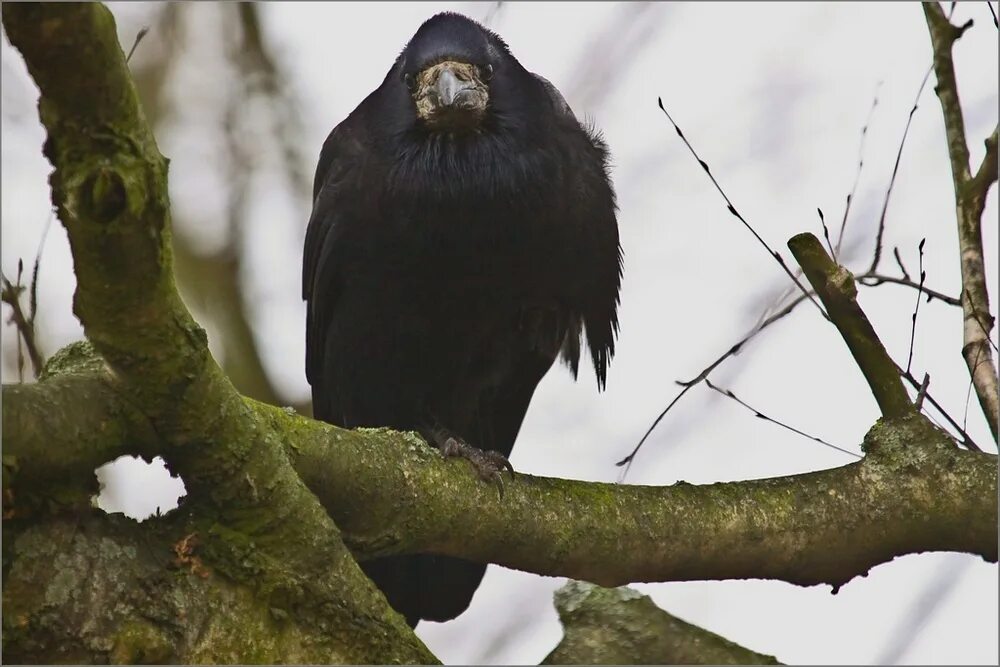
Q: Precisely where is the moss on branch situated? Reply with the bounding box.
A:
[6,354,996,597]
[3,513,390,664]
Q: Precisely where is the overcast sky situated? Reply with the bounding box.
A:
[2,2,998,664]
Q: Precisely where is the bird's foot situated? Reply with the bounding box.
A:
[440,436,514,497]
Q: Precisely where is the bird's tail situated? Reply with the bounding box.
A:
[361,553,488,626]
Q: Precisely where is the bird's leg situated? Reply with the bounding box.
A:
[431,431,514,497]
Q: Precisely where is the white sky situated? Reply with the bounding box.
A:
[2,2,998,664]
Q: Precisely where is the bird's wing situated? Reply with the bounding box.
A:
[532,72,621,389]
[532,73,576,119]
[577,149,622,391]
[302,119,365,390]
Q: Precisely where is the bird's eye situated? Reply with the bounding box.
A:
[403,72,416,91]
[481,63,494,81]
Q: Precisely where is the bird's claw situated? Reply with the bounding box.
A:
[441,437,514,497]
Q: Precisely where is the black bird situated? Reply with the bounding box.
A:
[303,12,621,626]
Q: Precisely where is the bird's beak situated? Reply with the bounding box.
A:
[414,61,489,128]
[433,67,471,108]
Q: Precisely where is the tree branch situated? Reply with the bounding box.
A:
[6,357,996,595]
[2,513,398,664]
[857,271,961,306]
[543,581,780,665]
[923,2,999,440]
[788,233,915,420]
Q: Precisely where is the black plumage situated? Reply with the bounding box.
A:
[302,12,621,626]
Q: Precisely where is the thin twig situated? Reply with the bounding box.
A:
[705,379,861,459]
[988,1,998,28]
[818,208,835,258]
[857,271,960,306]
[867,65,934,273]
[28,213,52,327]
[906,239,927,374]
[892,247,911,282]
[125,26,149,65]
[656,98,828,320]
[899,365,982,452]
[914,373,931,411]
[962,346,982,433]
[616,291,814,471]
[1,268,44,379]
[835,81,881,258]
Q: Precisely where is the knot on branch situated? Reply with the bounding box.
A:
[39,340,107,380]
[861,413,955,458]
[83,166,128,224]
[828,264,857,299]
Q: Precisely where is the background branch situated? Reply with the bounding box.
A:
[544,581,780,665]
[923,2,999,440]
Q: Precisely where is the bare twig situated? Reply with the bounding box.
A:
[705,379,861,459]
[835,81,881,258]
[621,255,964,471]
[28,213,52,328]
[906,239,928,374]
[924,2,999,440]
[656,98,828,320]
[1,267,43,379]
[962,346,982,433]
[892,246,912,281]
[987,1,998,28]
[125,25,149,65]
[899,365,982,452]
[616,291,814,471]
[818,208,835,257]
[857,272,960,306]
[914,373,931,411]
[868,64,934,273]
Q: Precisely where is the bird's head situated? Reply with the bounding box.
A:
[396,13,504,132]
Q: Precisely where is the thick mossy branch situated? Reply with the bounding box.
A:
[7,357,996,595]
[2,343,150,517]
[788,233,914,420]
[286,408,998,589]
[2,513,393,665]
[543,581,780,665]
[923,2,999,440]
